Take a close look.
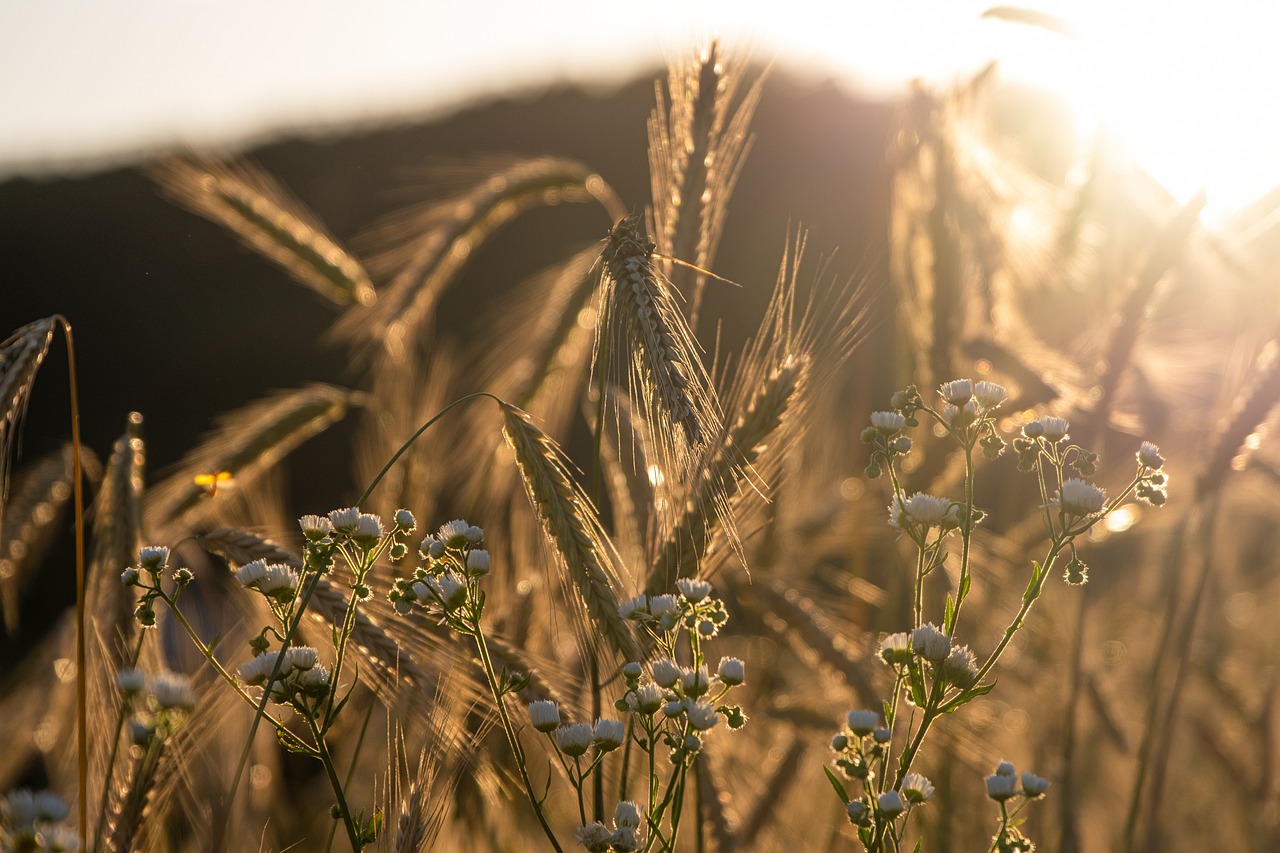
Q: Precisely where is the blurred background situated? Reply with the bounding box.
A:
[5,1,1280,850]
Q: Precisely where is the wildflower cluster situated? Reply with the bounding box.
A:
[547,578,748,851]
[831,379,1168,850]
[114,667,196,746]
[0,789,75,852]
[388,518,489,621]
[120,545,191,628]
[983,761,1050,851]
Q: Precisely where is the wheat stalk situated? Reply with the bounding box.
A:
[150,156,376,308]
[498,400,638,662]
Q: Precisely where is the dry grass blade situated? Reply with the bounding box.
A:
[150,156,376,307]
[339,157,622,360]
[599,214,722,476]
[88,413,146,649]
[649,42,765,324]
[1,445,80,634]
[0,317,56,507]
[497,400,639,661]
[196,526,427,688]
[144,383,357,532]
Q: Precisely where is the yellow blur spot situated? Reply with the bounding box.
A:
[195,471,234,497]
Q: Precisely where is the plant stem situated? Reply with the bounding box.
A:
[471,625,565,852]
[303,712,362,851]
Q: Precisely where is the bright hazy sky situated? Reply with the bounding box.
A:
[2,0,1278,214]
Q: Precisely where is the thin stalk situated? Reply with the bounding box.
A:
[304,712,363,851]
[471,626,565,853]
[92,630,147,851]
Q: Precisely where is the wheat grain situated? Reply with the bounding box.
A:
[150,156,376,308]
[498,400,638,661]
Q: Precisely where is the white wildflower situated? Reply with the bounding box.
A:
[870,410,907,435]
[651,658,682,688]
[299,514,333,540]
[846,709,879,736]
[115,668,147,696]
[938,379,974,405]
[613,801,642,829]
[437,519,470,547]
[1054,477,1106,517]
[902,773,935,805]
[555,722,593,757]
[575,821,613,852]
[716,656,745,686]
[1039,416,1070,442]
[911,623,951,661]
[986,771,1019,800]
[394,508,416,530]
[941,645,979,688]
[1138,441,1164,470]
[592,718,625,751]
[680,665,711,697]
[150,671,196,711]
[973,380,1007,410]
[138,545,170,571]
[877,790,906,817]
[465,549,491,577]
[528,700,561,733]
[328,507,361,534]
[880,632,914,665]
[1022,771,1051,797]
[676,577,712,602]
[685,700,720,731]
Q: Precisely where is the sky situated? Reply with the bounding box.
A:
[2,0,1279,215]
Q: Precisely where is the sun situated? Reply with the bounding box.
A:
[983,1,1280,218]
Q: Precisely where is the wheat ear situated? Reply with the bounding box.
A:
[600,214,721,458]
[339,157,622,359]
[1198,334,1280,497]
[498,400,638,661]
[197,526,427,687]
[150,156,376,307]
[0,318,56,504]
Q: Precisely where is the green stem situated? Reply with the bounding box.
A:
[303,712,363,851]
[471,626,565,853]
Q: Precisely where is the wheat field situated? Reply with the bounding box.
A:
[2,44,1278,853]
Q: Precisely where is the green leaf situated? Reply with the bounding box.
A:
[908,662,928,708]
[944,594,956,632]
[824,765,851,803]
[958,570,971,602]
[1024,562,1043,604]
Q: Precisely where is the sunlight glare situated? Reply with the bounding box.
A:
[988,1,1280,217]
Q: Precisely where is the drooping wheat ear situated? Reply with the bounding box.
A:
[649,42,765,325]
[1198,334,1280,498]
[600,214,721,462]
[1,445,83,634]
[144,383,357,533]
[644,357,805,594]
[339,157,623,360]
[87,413,146,649]
[197,526,427,687]
[150,156,376,307]
[0,317,55,501]
[498,400,639,661]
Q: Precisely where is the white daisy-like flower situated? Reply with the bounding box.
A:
[4,789,70,829]
[428,572,468,609]
[870,410,907,435]
[294,665,330,695]
[942,400,977,427]
[680,665,711,697]
[1021,772,1051,797]
[902,773,935,805]
[238,652,287,687]
[973,380,1008,410]
[1054,478,1106,517]
[676,577,712,602]
[138,545,170,571]
[662,700,684,718]
[846,799,869,823]
[911,623,951,661]
[592,718,626,751]
[995,760,1017,777]
[393,508,416,530]
[352,513,384,546]
[1039,416,1070,442]
[610,826,640,852]
[938,379,974,405]
[650,658,682,688]
[234,560,269,587]
[941,645,979,688]
[985,772,1019,801]
[259,564,300,597]
[846,709,879,736]
[298,514,333,540]
[151,671,196,711]
[284,646,318,671]
[465,549,491,577]
[528,700,560,732]
[115,668,147,696]
[464,524,485,544]
[328,507,361,534]
[120,566,140,586]
[632,683,664,713]
[880,632,914,665]
[889,493,958,532]
[575,822,614,853]
[1137,441,1164,470]
[648,594,679,617]
[685,700,720,731]
[613,801,642,829]
[877,790,906,817]
[617,594,649,620]
[554,722,594,756]
[437,519,471,547]
[716,656,745,686]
